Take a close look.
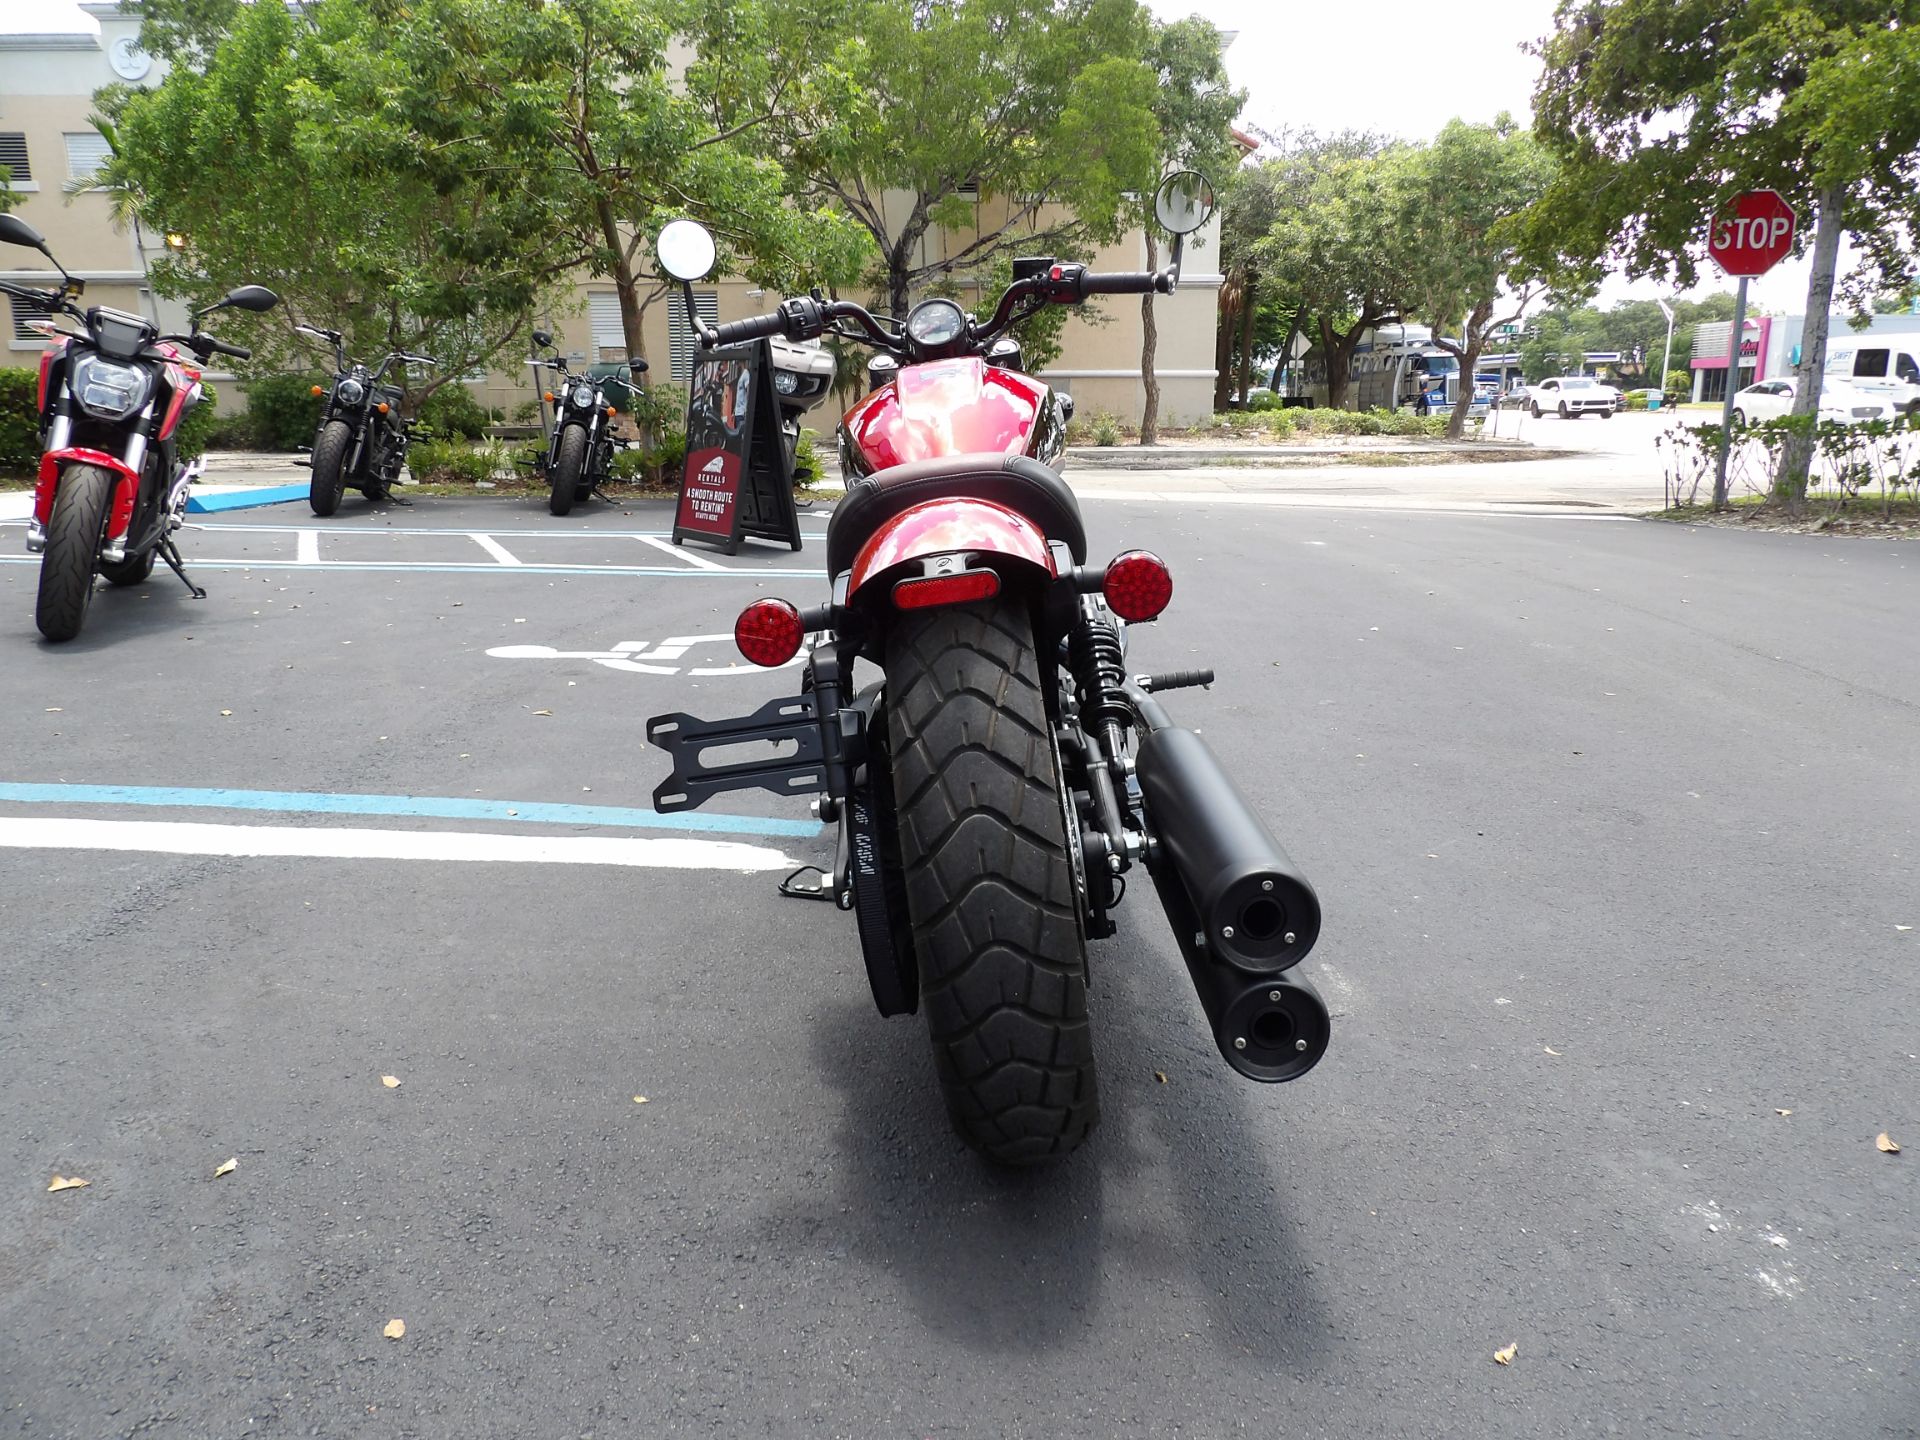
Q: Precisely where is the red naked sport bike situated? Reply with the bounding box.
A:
[0,212,278,641]
[645,176,1330,1166]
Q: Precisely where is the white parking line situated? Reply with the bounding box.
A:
[635,533,726,570]
[471,533,523,566]
[0,816,797,872]
[296,529,321,565]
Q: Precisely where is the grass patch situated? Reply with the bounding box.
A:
[1654,493,1920,533]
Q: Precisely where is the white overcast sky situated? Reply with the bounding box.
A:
[10,0,1827,313]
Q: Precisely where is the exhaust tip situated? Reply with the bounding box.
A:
[1213,870,1321,972]
[1219,974,1330,1083]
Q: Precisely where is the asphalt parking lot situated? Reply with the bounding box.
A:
[2,492,1915,1438]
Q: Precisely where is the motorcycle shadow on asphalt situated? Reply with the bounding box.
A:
[790,941,1332,1368]
[20,580,209,651]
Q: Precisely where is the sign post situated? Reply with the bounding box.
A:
[672,339,803,554]
[1707,189,1796,508]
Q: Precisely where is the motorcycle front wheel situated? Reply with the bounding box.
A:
[309,419,353,517]
[883,598,1098,1165]
[549,424,587,516]
[99,548,156,586]
[35,463,114,642]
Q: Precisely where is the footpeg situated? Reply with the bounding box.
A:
[1137,667,1214,692]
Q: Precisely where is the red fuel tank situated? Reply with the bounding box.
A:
[842,357,1059,476]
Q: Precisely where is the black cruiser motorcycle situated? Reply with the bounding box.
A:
[529,329,643,515]
[299,324,437,515]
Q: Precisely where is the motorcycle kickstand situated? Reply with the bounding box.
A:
[158,539,206,599]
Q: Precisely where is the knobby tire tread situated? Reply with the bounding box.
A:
[310,420,352,517]
[884,600,1097,1166]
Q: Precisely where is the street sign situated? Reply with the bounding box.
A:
[1708,189,1796,278]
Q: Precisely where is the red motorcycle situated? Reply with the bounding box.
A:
[646,175,1329,1166]
[0,212,278,641]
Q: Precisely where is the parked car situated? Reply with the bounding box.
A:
[1528,376,1621,418]
[1730,377,1896,427]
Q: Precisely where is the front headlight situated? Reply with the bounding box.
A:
[571,382,595,409]
[773,369,800,396]
[70,354,154,420]
[335,377,365,406]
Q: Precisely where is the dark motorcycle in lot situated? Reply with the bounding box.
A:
[528,330,643,516]
[0,213,278,642]
[298,324,437,516]
[645,175,1330,1166]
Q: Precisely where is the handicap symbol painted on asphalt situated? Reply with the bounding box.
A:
[485,634,805,677]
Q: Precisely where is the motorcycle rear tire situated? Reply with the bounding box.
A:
[100,548,156,586]
[550,425,587,516]
[309,420,352,517]
[884,599,1097,1165]
[35,463,114,642]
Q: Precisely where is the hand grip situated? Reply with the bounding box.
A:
[1078,271,1170,297]
[203,337,250,360]
[707,314,783,347]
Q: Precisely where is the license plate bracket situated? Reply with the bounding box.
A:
[646,694,825,812]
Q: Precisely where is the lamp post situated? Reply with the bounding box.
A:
[1657,298,1675,393]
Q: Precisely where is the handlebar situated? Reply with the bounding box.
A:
[1078,271,1173,297]
[201,337,250,361]
[708,313,787,348]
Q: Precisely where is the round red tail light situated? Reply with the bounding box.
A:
[1103,550,1172,622]
[735,597,805,667]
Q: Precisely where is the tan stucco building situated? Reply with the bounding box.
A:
[3,7,1224,432]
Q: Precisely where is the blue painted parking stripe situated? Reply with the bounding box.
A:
[0,556,825,579]
[0,782,821,839]
[186,485,312,513]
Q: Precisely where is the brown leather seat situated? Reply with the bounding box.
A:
[825,452,1086,577]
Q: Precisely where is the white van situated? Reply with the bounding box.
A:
[1825,338,1920,416]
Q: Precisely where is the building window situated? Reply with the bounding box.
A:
[10,293,55,343]
[588,292,625,362]
[0,132,32,187]
[65,131,112,183]
[667,290,718,383]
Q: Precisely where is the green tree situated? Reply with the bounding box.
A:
[769,0,1163,320]
[1524,0,1920,511]
[372,0,870,367]
[1258,140,1411,410]
[1388,115,1554,437]
[101,0,561,395]
[1135,16,1242,444]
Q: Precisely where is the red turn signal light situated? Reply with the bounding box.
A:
[735,597,805,667]
[892,568,1001,611]
[1103,550,1172,622]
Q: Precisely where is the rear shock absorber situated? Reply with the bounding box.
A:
[1069,602,1141,858]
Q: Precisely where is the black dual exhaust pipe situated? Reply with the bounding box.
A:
[1135,724,1329,1083]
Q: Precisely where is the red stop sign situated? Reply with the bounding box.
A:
[1708,189,1797,278]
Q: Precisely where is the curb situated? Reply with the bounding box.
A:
[186,484,311,514]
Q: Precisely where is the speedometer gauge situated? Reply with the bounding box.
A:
[905,298,967,350]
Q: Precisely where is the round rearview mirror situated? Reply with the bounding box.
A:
[531,329,553,349]
[1154,171,1215,236]
[656,219,717,283]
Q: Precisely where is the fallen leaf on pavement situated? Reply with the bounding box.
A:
[220,709,233,717]
[1543,1047,1560,1056]
[383,1318,406,1340]
[632,1095,649,1104]
[1897,925,1912,933]
[1154,1070,1168,1084]
[1775,1109,1792,1117]
[381,1075,401,1089]
[214,1157,237,1178]
[44,707,61,713]
[532,709,553,716]
[1877,1133,1901,1154]
[47,1175,89,1192]
[1493,1342,1517,1365]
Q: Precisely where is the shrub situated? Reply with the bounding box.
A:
[175,381,218,461]
[1243,390,1286,413]
[0,367,37,476]
[1091,411,1121,447]
[1624,391,1650,411]
[417,383,490,440]
[793,426,820,482]
[407,439,506,485]
[244,372,330,451]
